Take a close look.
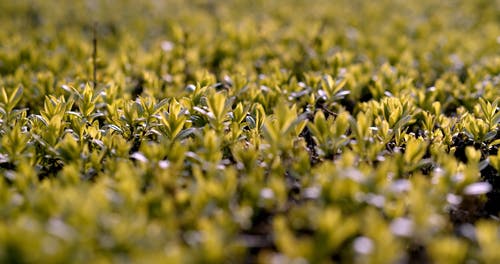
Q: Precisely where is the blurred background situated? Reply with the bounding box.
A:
[1,0,500,105]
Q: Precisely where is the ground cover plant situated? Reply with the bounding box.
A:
[1,0,500,263]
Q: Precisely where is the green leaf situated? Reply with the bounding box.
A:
[403,138,427,165]
[175,128,196,140]
[9,85,23,110]
[484,131,497,142]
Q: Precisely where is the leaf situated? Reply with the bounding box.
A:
[484,130,497,142]
[479,158,490,171]
[262,121,280,144]
[31,114,49,126]
[308,111,327,138]
[492,111,500,125]
[490,139,500,147]
[130,152,148,163]
[284,112,309,136]
[333,90,350,99]
[463,182,492,196]
[465,146,481,164]
[207,92,227,122]
[66,111,82,118]
[90,112,105,120]
[322,74,335,91]
[393,115,411,131]
[334,112,350,136]
[9,85,23,110]
[404,138,427,165]
[0,87,8,105]
[154,98,169,112]
[175,128,196,140]
[245,115,256,129]
[104,124,123,133]
[490,154,500,171]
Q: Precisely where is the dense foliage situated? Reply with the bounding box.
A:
[1,0,500,263]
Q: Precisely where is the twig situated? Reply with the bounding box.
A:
[92,22,97,89]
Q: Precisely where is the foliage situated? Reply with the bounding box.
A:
[1,0,500,263]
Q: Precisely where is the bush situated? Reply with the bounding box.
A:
[1,0,500,263]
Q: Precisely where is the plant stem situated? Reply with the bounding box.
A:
[92,22,97,89]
